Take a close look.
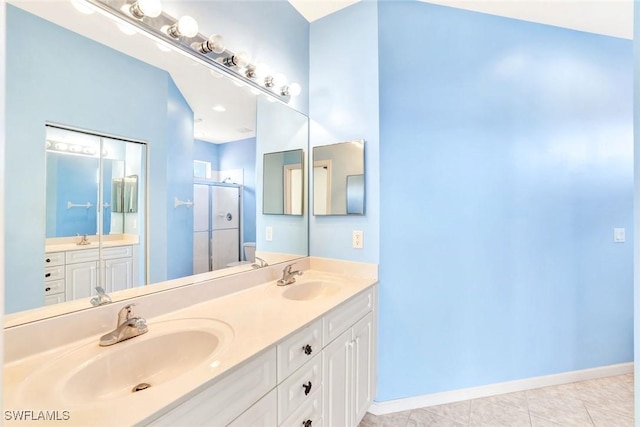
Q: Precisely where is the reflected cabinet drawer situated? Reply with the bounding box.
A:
[101,245,132,260]
[44,279,65,295]
[66,249,99,264]
[44,266,65,282]
[44,252,65,267]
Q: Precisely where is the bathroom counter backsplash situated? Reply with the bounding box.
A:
[3,257,378,426]
[45,233,140,253]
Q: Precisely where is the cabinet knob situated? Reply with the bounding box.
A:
[302,381,312,396]
[45,287,51,292]
[302,420,312,427]
[303,344,312,355]
[45,273,51,278]
[46,258,51,263]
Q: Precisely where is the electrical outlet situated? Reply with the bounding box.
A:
[266,226,273,242]
[614,228,625,243]
[352,230,364,249]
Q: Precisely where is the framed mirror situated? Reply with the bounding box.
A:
[313,140,365,216]
[263,149,304,215]
[4,1,309,322]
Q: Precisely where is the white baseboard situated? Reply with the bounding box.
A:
[369,362,634,416]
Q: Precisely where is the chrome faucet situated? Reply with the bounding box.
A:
[77,234,91,246]
[277,263,303,286]
[90,286,112,306]
[99,304,148,346]
[251,256,268,269]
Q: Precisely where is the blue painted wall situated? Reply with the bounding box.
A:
[309,1,380,263]
[633,0,640,422]
[219,137,257,245]
[166,78,194,280]
[377,2,633,400]
[194,138,220,171]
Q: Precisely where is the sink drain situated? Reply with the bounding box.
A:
[132,383,151,393]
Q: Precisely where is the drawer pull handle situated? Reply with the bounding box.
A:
[302,420,312,427]
[303,381,312,396]
[303,344,313,355]
[45,273,51,278]
[46,258,51,263]
[45,287,51,292]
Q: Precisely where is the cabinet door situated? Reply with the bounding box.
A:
[65,261,97,300]
[228,389,277,427]
[352,312,374,426]
[104,257,133,293]
[323,329,351,427]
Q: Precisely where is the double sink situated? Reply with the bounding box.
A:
[11,276,342,410]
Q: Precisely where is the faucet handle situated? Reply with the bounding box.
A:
[90,286,112,306]
[117,304,136,326]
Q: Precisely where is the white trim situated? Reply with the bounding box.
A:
[368,362,634,416]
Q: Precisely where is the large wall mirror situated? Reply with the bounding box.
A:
[313,140,365,216]
[5,1,309,322]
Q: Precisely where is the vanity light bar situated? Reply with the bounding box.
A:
[46,139,104,157]
[83,0,299,103]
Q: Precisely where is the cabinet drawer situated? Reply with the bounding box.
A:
[228,388,277,427]
[277,319,322,382]
[102,245,132,260]
[148,348,277,427]
[44,252,65,267]
[44,293,65,306]
[323,288,373,346]
[278,353,322,422]
[66,249,99,264]
[44,266,65,281]
[279,386,323,427]
[44,279,65,295]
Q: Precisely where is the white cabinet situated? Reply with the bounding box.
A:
[146,286,377,427]
[44,245,136,304]
[103,257,133,293]
[323,288,375,427]
[65,261,98,300]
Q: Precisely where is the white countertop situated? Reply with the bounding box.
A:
[3,264,377,426]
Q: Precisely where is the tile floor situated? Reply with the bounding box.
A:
[360,374,634,427]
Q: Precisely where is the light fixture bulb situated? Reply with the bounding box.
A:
[167,16,198,38]
[194,34,225,54]
[255,63,271,78]
[130,0,162,18]
[70,0,94,14]
[287,82,302,97]
[272,73,287,88]
[223,51,251,68]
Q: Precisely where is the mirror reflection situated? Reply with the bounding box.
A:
[263,149,304,215]
[313,140,366,216]
[5,1,309,320]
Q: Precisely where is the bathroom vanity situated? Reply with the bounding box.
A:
[3,258,377,427]
[44,235,140,306]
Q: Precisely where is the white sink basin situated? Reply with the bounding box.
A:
[281,280,340,301]
[15,318,233,405]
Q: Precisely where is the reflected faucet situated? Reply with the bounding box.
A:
[77,234,91,246]
[251,257,268,269]
[90,286,112,306]
[99,304,148,346]
[277,263,303,286]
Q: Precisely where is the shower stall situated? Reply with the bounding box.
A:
[193,181,241,273]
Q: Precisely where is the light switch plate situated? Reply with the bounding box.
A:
[266,226,273,242]
[614,228,625,243]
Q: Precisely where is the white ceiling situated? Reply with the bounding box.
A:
[288,0,633,40]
